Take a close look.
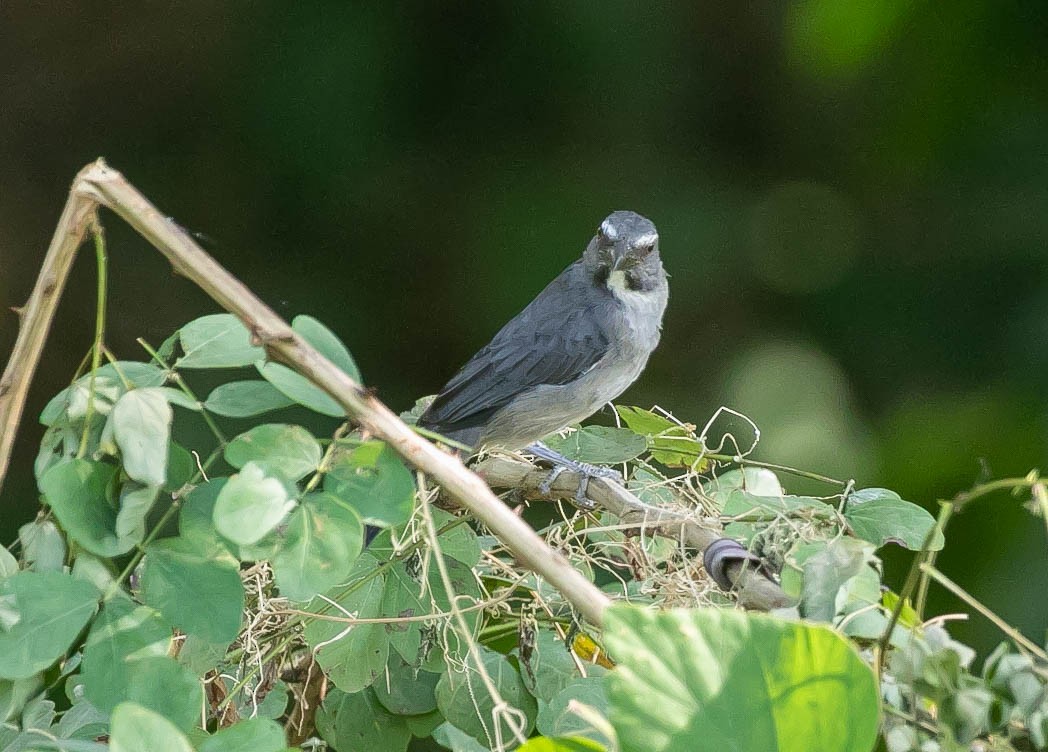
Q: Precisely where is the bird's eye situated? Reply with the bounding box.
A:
[634,241,655,258]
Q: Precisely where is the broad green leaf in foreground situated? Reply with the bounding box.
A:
[213,462,294,546]
[225,423,322,481]
[175,313,264,369]
[544,426,647,465]
[109,702,194,752]
[316,687,411,752]
[844,488,944,551]
[139,537,244,644]
[257,315,361,417]
[302,554,389,693]
[81,599,172,713]
[324,441,415,527]
[435,646,538,746]
[271,492,364,601]
[0,572,99,680]
[603,604,879,752]
[536,677,611,748]
[203,380,295,417]
[197,717,288,752]
[17,519,66,573]
[108,388,173,486]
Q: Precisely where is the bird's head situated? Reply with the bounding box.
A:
[583,210,665,295]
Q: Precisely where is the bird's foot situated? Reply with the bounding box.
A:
[528,442,622,510]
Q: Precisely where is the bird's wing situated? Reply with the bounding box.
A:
[420,263,612,428]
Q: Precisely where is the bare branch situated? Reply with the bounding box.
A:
[475,456,792,611]
[0,164,100,493]
[3,160,611,626]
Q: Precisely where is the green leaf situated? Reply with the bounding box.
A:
[536,678,611,748]
[615,406,704,467]
[271,492,364,601]
[543,427,647,464]
[198,718,287,752]
[603,605,879,752]
[303,554,388,692]
[40,363,168,427]
[0,675,43,724]
[213,462,294,546]
[703,468,784,500]
[18,519,66,572]
[720,488,831,519]
[81,599,172,713]
[315,688,411,752]
[0,572,99,680]
[522,630,607,704]
[109,702,194,752]
[0,546,18,580]
[430,508,480,567]
[154,387,201,411]
[373,655,440,715]
[290,314,362,382]
[431,723,491,752]
[256,315,361,417]
[175,313,264,369]
[203,380,294,417]
[224,424,322,481]
[119,656,201,731]
[844,488,944,551]
[139,537,244,643]
[163,442,196,493]
[519,738,608,752]
[436,647,537,746]
[115,483,160,542]
[780,538,877,622]
[40,460,139,557]
[109,388,172,486]
[380,556,482,670]
[324,442,415,527]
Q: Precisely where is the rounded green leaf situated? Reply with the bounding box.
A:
[82,599,172,713]
[303,554,389,693]
[40,459,148,557]
[316,688,411,752]
[139,537,244,643]
[109,702,194,752]
[176,313,264,369]
[536,678,611,748]
[198,718,288,752]
[373,656,440,715]
[271,492,364,601]
[225,424,322,481]
[844,488,945,551]
[435,647,537,746]
[213,462,294,546]
[109,388,172,486]
[203,380,295,417]
[603,605,879,752]
[543,427,647,465]
[324,442,415,527]
[17,519,66,573]
[0,572,99,680]
[255,315,361,418]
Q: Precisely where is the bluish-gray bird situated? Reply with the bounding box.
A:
[417,210,669,500]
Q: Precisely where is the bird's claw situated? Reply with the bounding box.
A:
[538,465,568,496]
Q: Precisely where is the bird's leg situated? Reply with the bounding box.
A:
[526,441,622,509]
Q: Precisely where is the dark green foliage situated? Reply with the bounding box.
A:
[1,313,1045,752]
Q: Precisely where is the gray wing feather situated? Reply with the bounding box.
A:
[420,262,611,428]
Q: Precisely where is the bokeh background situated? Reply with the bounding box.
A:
[2,3,1046,656]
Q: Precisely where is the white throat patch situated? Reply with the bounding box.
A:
[607,269,647,305]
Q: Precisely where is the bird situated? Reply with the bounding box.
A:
[417,210,669,502]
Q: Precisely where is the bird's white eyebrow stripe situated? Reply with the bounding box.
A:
[632,231,658,247]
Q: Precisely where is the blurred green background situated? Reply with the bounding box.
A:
[1,3,1045,656]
